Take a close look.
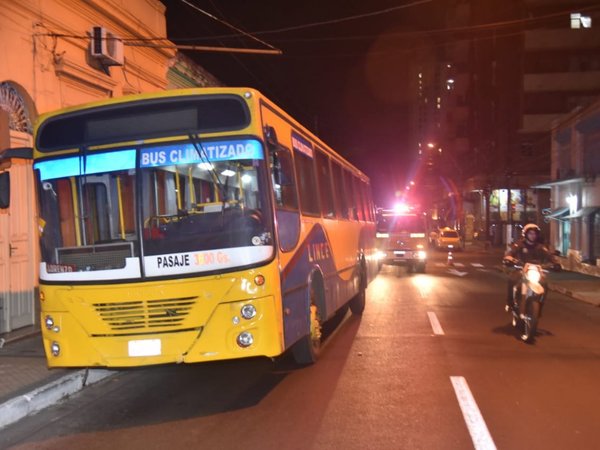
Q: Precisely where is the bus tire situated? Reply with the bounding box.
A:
[349,267,366,315]
[292,281,323,365]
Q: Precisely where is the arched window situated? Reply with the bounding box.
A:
[0,81,34,135]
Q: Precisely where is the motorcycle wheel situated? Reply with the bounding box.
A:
[520,299,540,342]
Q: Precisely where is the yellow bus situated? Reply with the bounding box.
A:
[33,87,377,367]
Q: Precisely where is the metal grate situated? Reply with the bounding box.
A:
[93,296,196,332]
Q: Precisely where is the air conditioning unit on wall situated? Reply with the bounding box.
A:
[89,26,124,66]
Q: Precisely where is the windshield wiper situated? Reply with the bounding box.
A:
[188,133,227,207]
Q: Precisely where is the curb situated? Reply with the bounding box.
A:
[493,265,599,307]
[0,369,115,430]
[547,283,600,307]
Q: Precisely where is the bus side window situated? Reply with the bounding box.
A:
[315,149,335,218]
[294,149,320,216]
[331,161,348,219]
[271,145,298,210]
[364,183,375,222]
[269,144,300,252]
[343,169,358,221]
[353,176,366,221]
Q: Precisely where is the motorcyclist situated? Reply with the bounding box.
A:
[503,223,560,312]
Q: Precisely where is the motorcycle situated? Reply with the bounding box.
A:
[504,260,551,343]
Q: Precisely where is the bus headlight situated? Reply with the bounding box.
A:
[237,331,254,348]
[44,315,54,330]
[375,250,387,260]
[240,304,257,320]
[417,251,427,260]
[51,341,60,357]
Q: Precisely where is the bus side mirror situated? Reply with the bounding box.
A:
[264,126,282,185]
[0,171,9,209]
[272,152,282,186]
[263,125,279,149]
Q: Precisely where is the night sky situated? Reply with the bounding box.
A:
[161,0,444,205]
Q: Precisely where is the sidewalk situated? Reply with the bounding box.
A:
[0,328,114,430]
[465,240,600,307]
[1,262,598,432]
[546,270,600,306]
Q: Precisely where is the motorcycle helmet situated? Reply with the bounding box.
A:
[522,223,541,242]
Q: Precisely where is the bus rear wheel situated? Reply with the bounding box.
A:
[349,269,366,315]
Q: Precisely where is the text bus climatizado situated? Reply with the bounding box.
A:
[34,87,378,367]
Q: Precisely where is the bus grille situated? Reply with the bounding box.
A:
[93,297,197,332]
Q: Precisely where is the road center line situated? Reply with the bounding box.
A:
[427,311,445,335]
[450,376,497,450]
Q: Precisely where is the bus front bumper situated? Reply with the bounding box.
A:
[41,295,283,368]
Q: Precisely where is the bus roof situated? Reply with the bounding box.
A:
[33,87,369,181]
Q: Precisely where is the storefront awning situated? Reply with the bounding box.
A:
[565,207,600,219]
[534,178,584,188]
[543,207,569,221]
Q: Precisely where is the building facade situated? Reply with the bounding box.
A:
[543,98,600,276]
[167,53,221,89]
[430,0,600,246]
[0,0,176,333]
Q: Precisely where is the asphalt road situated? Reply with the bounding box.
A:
[2,250,600,450]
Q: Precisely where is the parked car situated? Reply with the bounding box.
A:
[436,227,462,251]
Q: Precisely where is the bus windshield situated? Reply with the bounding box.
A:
[36,138,274,281]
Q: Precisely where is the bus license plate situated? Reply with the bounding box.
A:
[394,251,406,256]
[128,339,161,357]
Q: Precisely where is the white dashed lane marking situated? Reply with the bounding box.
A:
[427,311,445,335]
[450,376,497,450]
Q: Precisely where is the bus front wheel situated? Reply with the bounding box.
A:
[292,294,322,365]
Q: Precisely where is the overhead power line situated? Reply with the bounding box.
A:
[36,33,282,55]
[176,2,600,42]
[128,41,281,55]
[240,0,434,35]
[178,0,280,53]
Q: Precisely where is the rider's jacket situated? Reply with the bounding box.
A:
[505,239,556,264]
